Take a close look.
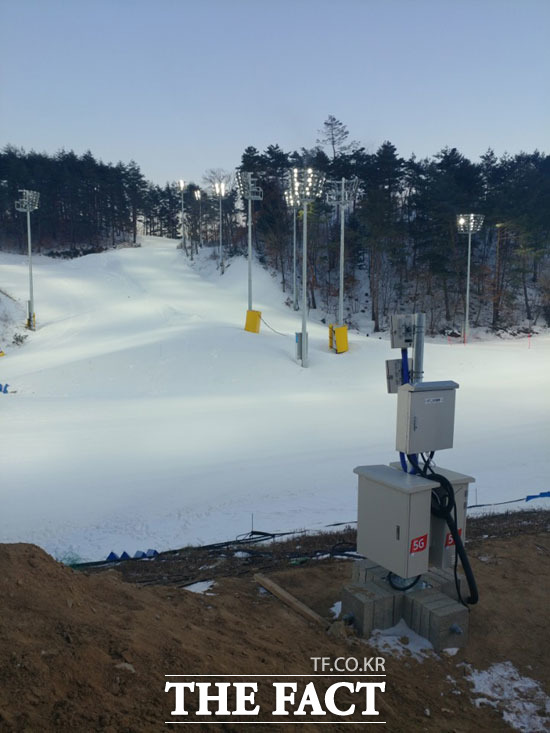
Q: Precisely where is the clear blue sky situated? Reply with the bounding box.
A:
[1,0,548,186]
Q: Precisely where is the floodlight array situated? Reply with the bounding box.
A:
[235,170,263,201]
[456,213,484,233]
[214,181,226,197]
[284,167,325,208]
[15,189,40,212]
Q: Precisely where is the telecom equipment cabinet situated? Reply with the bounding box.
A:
[389,463,475,570]
[396,381,459,454]
[355,465,439,578]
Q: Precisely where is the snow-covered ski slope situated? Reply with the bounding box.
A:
[1,237,549,561]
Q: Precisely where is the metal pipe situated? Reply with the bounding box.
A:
[293,206,298,310]
[27,209,35,330]
[465,230,472,344]
[338,177,345,325]
[218,193,223,272]
[247,196,252,311]
[301,201,308,367]
[412,312,425,383]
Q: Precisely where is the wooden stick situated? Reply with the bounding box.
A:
[254,573,328,628]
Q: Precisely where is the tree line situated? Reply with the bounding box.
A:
[1,120,549,333]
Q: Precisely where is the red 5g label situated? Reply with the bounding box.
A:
[410,534,428,554]
[445,528,462,547]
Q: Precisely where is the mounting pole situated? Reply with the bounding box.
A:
[338,177,345,326]
[412,312,425,383]
[301,201,308,368]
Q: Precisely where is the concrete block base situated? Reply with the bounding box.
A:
[342,559,469,651]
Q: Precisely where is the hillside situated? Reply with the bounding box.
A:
[0,237,549,562]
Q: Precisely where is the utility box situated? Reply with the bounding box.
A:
[396,381,458,454]
[386,358,413,393]
[355,465,439,578]
[295,332,307,361]
[389,463,475,570]
[390,314,415,349]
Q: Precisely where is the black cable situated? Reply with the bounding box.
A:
[387,572,422,591]
[423,468,479,606]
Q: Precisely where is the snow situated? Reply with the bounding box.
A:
[1,236,549,562]
[463,661,550,732]
[368,619,433,660]
[183,580,215,595]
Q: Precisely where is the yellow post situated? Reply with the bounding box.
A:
[328,324,334,350]
[245,309,262,334]
[334,325,348,354]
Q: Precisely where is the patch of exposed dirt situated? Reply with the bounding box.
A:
[0,510,548,732]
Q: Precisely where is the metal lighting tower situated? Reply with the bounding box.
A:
[457,213,484,344]
[283,188,300,311]
[214,180,226,273]
[15,189,40,330]
[287,167,325,367]
[236,170,263,312]
[194,189,202,252]
[179,179,189,257]
[326,176,359,326]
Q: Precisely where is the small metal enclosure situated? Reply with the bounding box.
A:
[396,381,459,454]
[385,357,413,393]
[390,314,415,348]
[389,463,475,570]
[355,465,438,577]
[295,332,304,361]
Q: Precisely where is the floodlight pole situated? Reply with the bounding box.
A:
[465,228,472,343]
[247,195,253,311]
[302,200,309,367]
[292,205,298,310]
[338,177,345,326]
[179,180,189,258]
[457,213,484,344]
[194,189,202,252]
[214,180,225,273]
[236,171,263,313]
[15,189,40,330]
[218,193,223,272]
[26,208,35,329]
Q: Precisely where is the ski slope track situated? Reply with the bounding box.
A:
[1,237,549,562]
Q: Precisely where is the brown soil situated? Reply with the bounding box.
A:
[0,510,548,732]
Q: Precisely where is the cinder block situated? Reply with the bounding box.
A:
[425,567,459,599]
[372,592,394,630]
[351,559,388,585]
[419,598,455,639]
[428,602,469,651]
[407,589,441,633]
[351,559,383,585]
[341,573,470,651]
[342,582,396,636]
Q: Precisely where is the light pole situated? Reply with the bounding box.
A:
[236,170,263,313]
[286,167,325,367]
[194,189,202,253]
[214,180,226,273]
[284,189,299,311]
[179,179,189,257]
[326,176,359,326]
[457,213,484,344]
[15,189,40,330]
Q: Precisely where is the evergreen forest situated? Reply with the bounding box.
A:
[1,117,549,334]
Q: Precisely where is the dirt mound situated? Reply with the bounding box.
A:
[0,513,549,731]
